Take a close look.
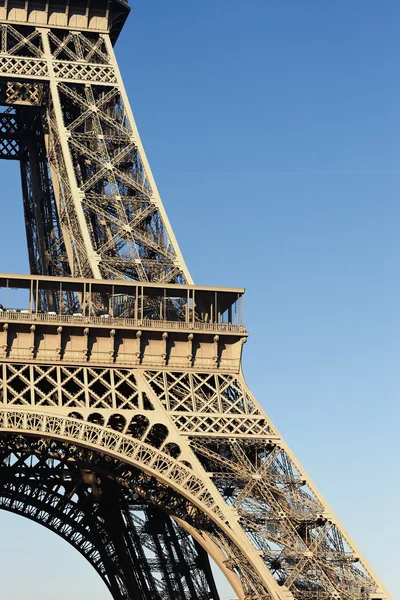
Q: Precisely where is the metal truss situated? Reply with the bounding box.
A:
[0,434,220,600]
[0,104,67,283]
[0,3,392,600]
[142,370,392,600]
[0,22,191,283]
[0,359,391,600]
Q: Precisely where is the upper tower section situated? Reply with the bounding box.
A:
[0,1,130,43]
[0,0,192,285]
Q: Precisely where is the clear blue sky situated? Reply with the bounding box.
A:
[0,0,397,597]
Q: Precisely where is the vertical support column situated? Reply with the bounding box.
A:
[29,280,33,314]
[161,332,168,366]
[109,366,116,410]
[35,280,39,315]
[19,108,53,280]
[134,330,142,365]
[134,286,139,321]
[83,364,89,408]
[55,365,62,407]
[1,324,8,359]
[30,325,36,358]
[83,327,89,360]
[213,335,220,367]
[2,363,7,405]
[162,371,170,411]
[56,326,63,361]
[109,329,116,363]
[40,28,102,279]
[187,333,193,367]
[140,286,144,322]
[189,371,196,412]
[215,373,223,413]
[29,364,35,405]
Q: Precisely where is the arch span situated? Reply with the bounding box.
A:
[0,408,272,599]
[0,408,225,523]
[0,431,223,599]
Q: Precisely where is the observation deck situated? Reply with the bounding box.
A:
[0,0,130,42]
[0,274,247,372]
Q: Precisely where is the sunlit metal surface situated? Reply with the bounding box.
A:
[0,2,392,600]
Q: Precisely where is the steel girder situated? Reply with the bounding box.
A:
[0,23,191,283]
[0,9,392,600]
[0,361,391,600]
[0,434,220,600]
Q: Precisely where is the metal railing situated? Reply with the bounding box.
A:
[0,310,247,334]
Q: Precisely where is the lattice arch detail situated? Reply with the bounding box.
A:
[0,406,281,599]
[0,2,391,599]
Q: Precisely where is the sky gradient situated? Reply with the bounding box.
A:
[0,1,397,597]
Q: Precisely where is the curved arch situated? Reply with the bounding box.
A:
[88,412,105,426]
[145,423,169,449]
[107,413,126,432]
[126,414,150,438]
[0,408,225,524]
[164,442,181,458]
[0,484,111,590]
[0,407,275,599]
[0,433,222,600]
[0,509,110,598]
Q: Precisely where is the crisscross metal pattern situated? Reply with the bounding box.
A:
[0,8,391,600]
[0,436,220,599]
[0,24,191,283]
[0,357,390,599]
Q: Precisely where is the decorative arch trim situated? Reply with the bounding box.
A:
[0,408,225,523]
[0,407,279,600]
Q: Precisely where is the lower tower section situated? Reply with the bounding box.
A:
[0,274,391,600]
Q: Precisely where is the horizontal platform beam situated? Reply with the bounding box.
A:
[0,0,130,42]
[0,272,245,295]
[0,315,246,372]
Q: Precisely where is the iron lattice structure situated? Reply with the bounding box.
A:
[0,2,392,600]
[0,2,189,284]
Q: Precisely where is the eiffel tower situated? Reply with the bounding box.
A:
[0,2,391,599]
